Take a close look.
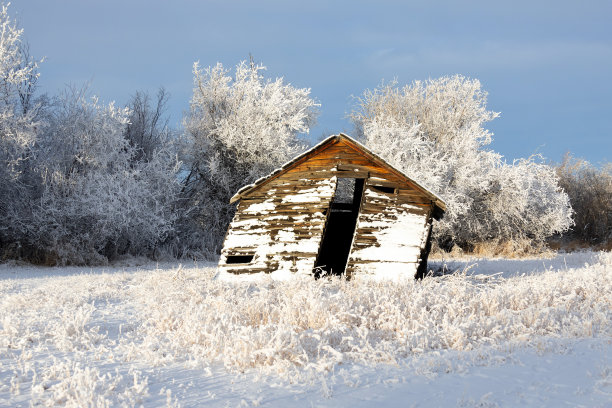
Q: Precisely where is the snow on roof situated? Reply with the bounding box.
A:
[230,133,446,211]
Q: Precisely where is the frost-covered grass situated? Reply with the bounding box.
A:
[0,252,611,406]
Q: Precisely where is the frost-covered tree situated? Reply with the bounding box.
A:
[351,76,572,250]
[31,88,181,264]
[0,3,182,264]
[184,59,319,254]
[125,87,172,163]
[556,155,612,245]
[0,3,43,257]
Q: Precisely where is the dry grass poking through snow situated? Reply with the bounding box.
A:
[135,253,612,375]
[0,253,611,405]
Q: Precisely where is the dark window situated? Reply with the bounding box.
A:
[372,185,396,194]
[226,254,254,264]
[333,177,357,204]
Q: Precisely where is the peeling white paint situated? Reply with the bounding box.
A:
[243,200,276,213]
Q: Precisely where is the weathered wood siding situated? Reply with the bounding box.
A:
[219,175,335,274]
[219,137,437,277]
[346,181,432,278]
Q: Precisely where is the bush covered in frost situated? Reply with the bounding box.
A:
[0,4,181,264]
[351,77,573,252]
[556,154,612,246]
[30,90,181,264]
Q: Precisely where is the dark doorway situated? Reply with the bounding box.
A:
[314,178,364,277]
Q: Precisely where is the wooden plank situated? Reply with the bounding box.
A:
[232,213,328,223]
[395,197,433,206]
[266,222,325,230]
[360,202,398,212]
[351,240,381,247]
[224,268,272,274]
[337,163,375,172]
[396,188,425,195]
[230,220,326,229]
[369,172,403,182]
[242,194,333,202]
[271,176,331,185]
[221,246,258,252]
[363,199,432,209]
[240,198,331,208]
[353,226,390,233]
[255,185,322,194]
[366,179,399,188]
[238,194,332,204]
[272,251,318,257]
[273,230,324,238]
[351,240,424,250]
[347,259,420,265]
[276,170,335,180]
[311,145,367,157]
[362,198,395,207]
[302,157,376,167]
[292,159,392,173]
[296,157,392,174]
[363,200,431,209]
[289,162,337,172]
[359,209,428,219]
[230,229,322,238]
[242,186,335,197]
[396,191,431,200]
[365,188,396,198]
[336,170,369,179]
[238,205,330,214]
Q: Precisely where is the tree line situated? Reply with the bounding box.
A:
[0,5,609,265]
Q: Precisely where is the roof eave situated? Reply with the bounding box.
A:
[229,133,447,212]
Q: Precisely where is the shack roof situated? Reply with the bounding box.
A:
[230,133,446,212]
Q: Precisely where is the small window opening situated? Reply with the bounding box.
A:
[333,178,357,204]
[372,185,396,194]
[226,254,254,264]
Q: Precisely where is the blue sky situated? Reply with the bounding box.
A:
[13,0,612,163]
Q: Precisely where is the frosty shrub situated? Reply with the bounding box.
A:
[470,157,574,252]
[184,59,319,254]
[351,76,572,251]
[556,154,612,246]
[31,89,181,264]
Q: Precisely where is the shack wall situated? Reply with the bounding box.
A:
[219,175,335,275]
[346,182,432,278]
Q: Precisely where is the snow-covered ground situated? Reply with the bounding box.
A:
[0,252,610,407]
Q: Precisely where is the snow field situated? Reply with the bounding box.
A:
[0,252,611,406]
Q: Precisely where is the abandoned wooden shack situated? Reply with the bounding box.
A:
[218,133,446,279]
